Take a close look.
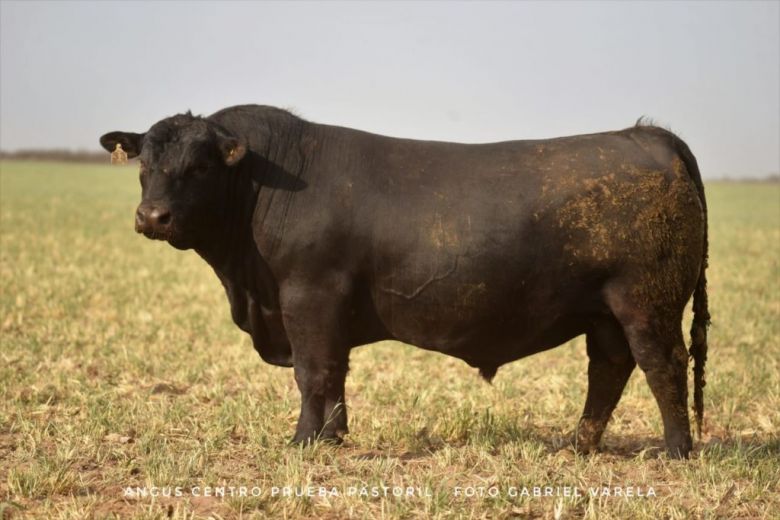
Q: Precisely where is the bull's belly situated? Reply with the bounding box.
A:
[371,277,603,367]
[384,305,592,368]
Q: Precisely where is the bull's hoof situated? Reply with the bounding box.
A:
[573,420,605,455]
[289,431,344,446]
[665,444,692,459]
[573,442,599,455]
[572,436,600,455]
[664,431,692,459]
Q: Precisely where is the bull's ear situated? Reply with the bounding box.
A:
[99,131,144,158]
[216,133,247,167]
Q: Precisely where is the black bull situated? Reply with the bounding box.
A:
[100,105,709,458]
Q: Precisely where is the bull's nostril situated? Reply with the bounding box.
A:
[154,210,171,226]
[135,208,146,226]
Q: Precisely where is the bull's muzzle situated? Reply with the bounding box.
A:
[135,203,172,237]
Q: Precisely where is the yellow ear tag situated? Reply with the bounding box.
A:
[111,143,128,165]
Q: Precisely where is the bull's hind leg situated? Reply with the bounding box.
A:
[576,317,636,454]
[626,322,691,458]
[607,291,693,458]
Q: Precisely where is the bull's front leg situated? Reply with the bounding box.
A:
[280,277,351,445]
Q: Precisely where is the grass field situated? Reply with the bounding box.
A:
[1,160,778,519]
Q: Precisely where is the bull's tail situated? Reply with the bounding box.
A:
[690,258,709,437]
[671,132,711,438]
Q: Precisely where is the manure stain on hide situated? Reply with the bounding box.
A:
[540,164,703,309]
[628,174,703,309]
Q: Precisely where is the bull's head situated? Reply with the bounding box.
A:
[100,113,246,250]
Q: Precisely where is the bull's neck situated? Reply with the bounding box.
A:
[193,166,257,284]
[195,116,312,287]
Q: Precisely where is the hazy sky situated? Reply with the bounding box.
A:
[1,1,778,178]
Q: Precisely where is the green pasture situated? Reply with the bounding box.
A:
[0,161,778,518]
